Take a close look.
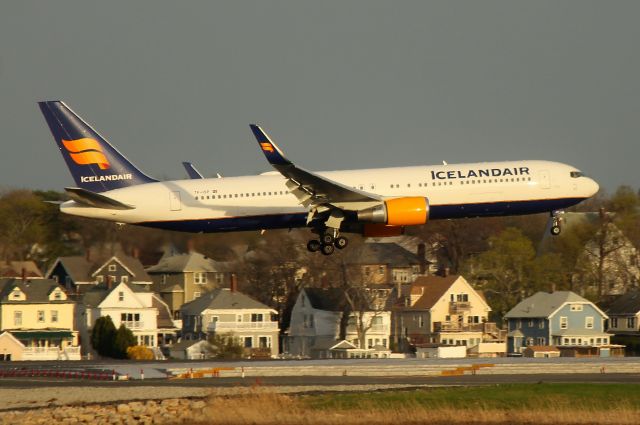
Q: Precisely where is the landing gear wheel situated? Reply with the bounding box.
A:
[321,233,335,245]
[550,225,561,236]
[334,236,348,249]
[307,240,322,252]
[321,244,335,256]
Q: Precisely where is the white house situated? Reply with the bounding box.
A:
[78,281,160,355]
[287,288,391,358]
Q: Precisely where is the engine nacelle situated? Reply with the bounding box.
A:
[357,197,429,226]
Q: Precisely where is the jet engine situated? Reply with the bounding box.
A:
[357,197,429,226]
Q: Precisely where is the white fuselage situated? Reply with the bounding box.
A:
[60,160,599,233]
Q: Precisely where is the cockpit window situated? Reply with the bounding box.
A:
[570,171,584,178]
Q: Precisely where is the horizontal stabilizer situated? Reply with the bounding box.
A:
[64,187,135,210]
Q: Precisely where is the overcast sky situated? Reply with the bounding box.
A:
[1,1,638,193]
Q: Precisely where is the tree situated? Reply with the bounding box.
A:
[91,316,117,357]
[0,190,50,260]
[112,324,137,359]
[208,333,244,359]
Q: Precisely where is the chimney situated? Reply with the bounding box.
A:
[417,243,426,275]
[230,273,238,292]
[107,275,113,290]
[21,267,26,283]
[442,267,450,277]
[132,247,140,259]
[187,239,195,253]
[85,248,91,262]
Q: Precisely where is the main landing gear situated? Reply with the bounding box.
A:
[307,229,348,255]
[550,211,564,236]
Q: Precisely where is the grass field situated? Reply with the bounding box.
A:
[201,383,640,424]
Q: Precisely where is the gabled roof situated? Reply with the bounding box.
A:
[408,275,460,309]
[505,291,599,319]
[81,281,151,308]
[0,261,43,279]
[48,255,152,284]
[343,242,420,267]
[171,339,210,351]
[181,289,273,315]
[303,288,347,312]
[0,279,69,303]
[605,290,640,315]
[146,251,226,273]
[152,294,178,329]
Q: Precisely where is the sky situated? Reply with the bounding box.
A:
[1,1,638,193]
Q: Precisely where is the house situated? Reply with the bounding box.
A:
[390,275,502,353]
[0,261,43,279]
[146,251,233,319]
[180,287,280,357]
[343,242,423,285]
[287,288,392,358]
[415,344,467,359]
[77,281,160,356]
[169,339,212,360]
[605,290,640,336]
[504,291,611,355]
[522,345,561,358]
[0,332,25,361]
[0,278,80,360]
[47,255,153,295]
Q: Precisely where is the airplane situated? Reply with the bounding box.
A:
[38,101,600,256]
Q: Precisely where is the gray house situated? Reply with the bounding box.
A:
[505,291,610,354]
[180,288,279,357]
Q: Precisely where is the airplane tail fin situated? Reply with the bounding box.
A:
[38,101,157,193]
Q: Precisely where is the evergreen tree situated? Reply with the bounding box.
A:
[112,324,137,359]
[90,316,116,357]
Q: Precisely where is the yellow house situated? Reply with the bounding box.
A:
[0,278,79,360]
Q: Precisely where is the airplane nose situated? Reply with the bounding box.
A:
[586,178,599,197]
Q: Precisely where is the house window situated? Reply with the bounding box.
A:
[528,319,534,328]
[194,272,207,284]
[259,336,271,348]
[96,276,104,283]
[37,310,45,323]
[628,317,637,329]
[516,320,522,329]
[244,337,252,348]
[12,290,21,300]
[536,337,545,345]
[14,311,22,326]
[121,276,129,284]
[418,315,424,328]
[236,314,243,322]
[570,304,583,312]
[560,316,568,329]
[378,266,384,275]
[108,264,117,272]
[251,314,264,322]
[611,318,618,328]
[585,316,594,329]
[118,291,124,302]
[51,310,58,323]
[194,292,201,299]
[54,291,62,300]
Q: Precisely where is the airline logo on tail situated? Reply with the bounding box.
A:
[260,142,275,153]
[62,138,111,170]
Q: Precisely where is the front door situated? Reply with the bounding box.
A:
[170,191,182,211]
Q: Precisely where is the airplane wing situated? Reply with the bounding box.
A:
[249,125,381,209]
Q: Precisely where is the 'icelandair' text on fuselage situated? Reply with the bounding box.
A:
[430,167,530,180]
[80,174,133,183]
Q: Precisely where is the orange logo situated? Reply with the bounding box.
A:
[260,142,274,153]
[62,138,111,170]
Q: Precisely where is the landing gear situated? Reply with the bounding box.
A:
[307,240,322,252]
[308,228,348,255]
[550,211,564,236]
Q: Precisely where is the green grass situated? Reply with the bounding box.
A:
[304,383,640,411]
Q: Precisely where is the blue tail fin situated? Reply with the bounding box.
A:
[38,101,157,193]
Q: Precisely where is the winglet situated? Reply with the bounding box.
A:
[182,161,204,179]
[250,124,291,166]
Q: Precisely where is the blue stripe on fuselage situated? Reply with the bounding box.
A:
[136,197,587,233]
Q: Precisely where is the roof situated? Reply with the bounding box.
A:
[81,281,151,308]
[49,255,152,283]
[505,291,596,319]
[0,261,43,279]
[9,330,74,339]
[0,279,69,303]
[552,329,611,337]
[159,283,184,293]
[303,288,347,312]
[343,242,420,267]
[605,290,640,315]
[181,288,273,315]
[153,294,178,329]
[146,251,226,273]
[409,275,460,309]
[170,339,210,351]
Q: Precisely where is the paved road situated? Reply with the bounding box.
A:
[0,372,638,389]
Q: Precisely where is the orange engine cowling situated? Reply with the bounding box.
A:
[357,197,429,226]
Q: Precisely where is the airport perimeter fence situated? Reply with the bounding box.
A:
[0,367,118,380]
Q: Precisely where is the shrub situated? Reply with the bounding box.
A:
[90,316,117,357]
[127,345,155,360]
[112,324,137,359]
